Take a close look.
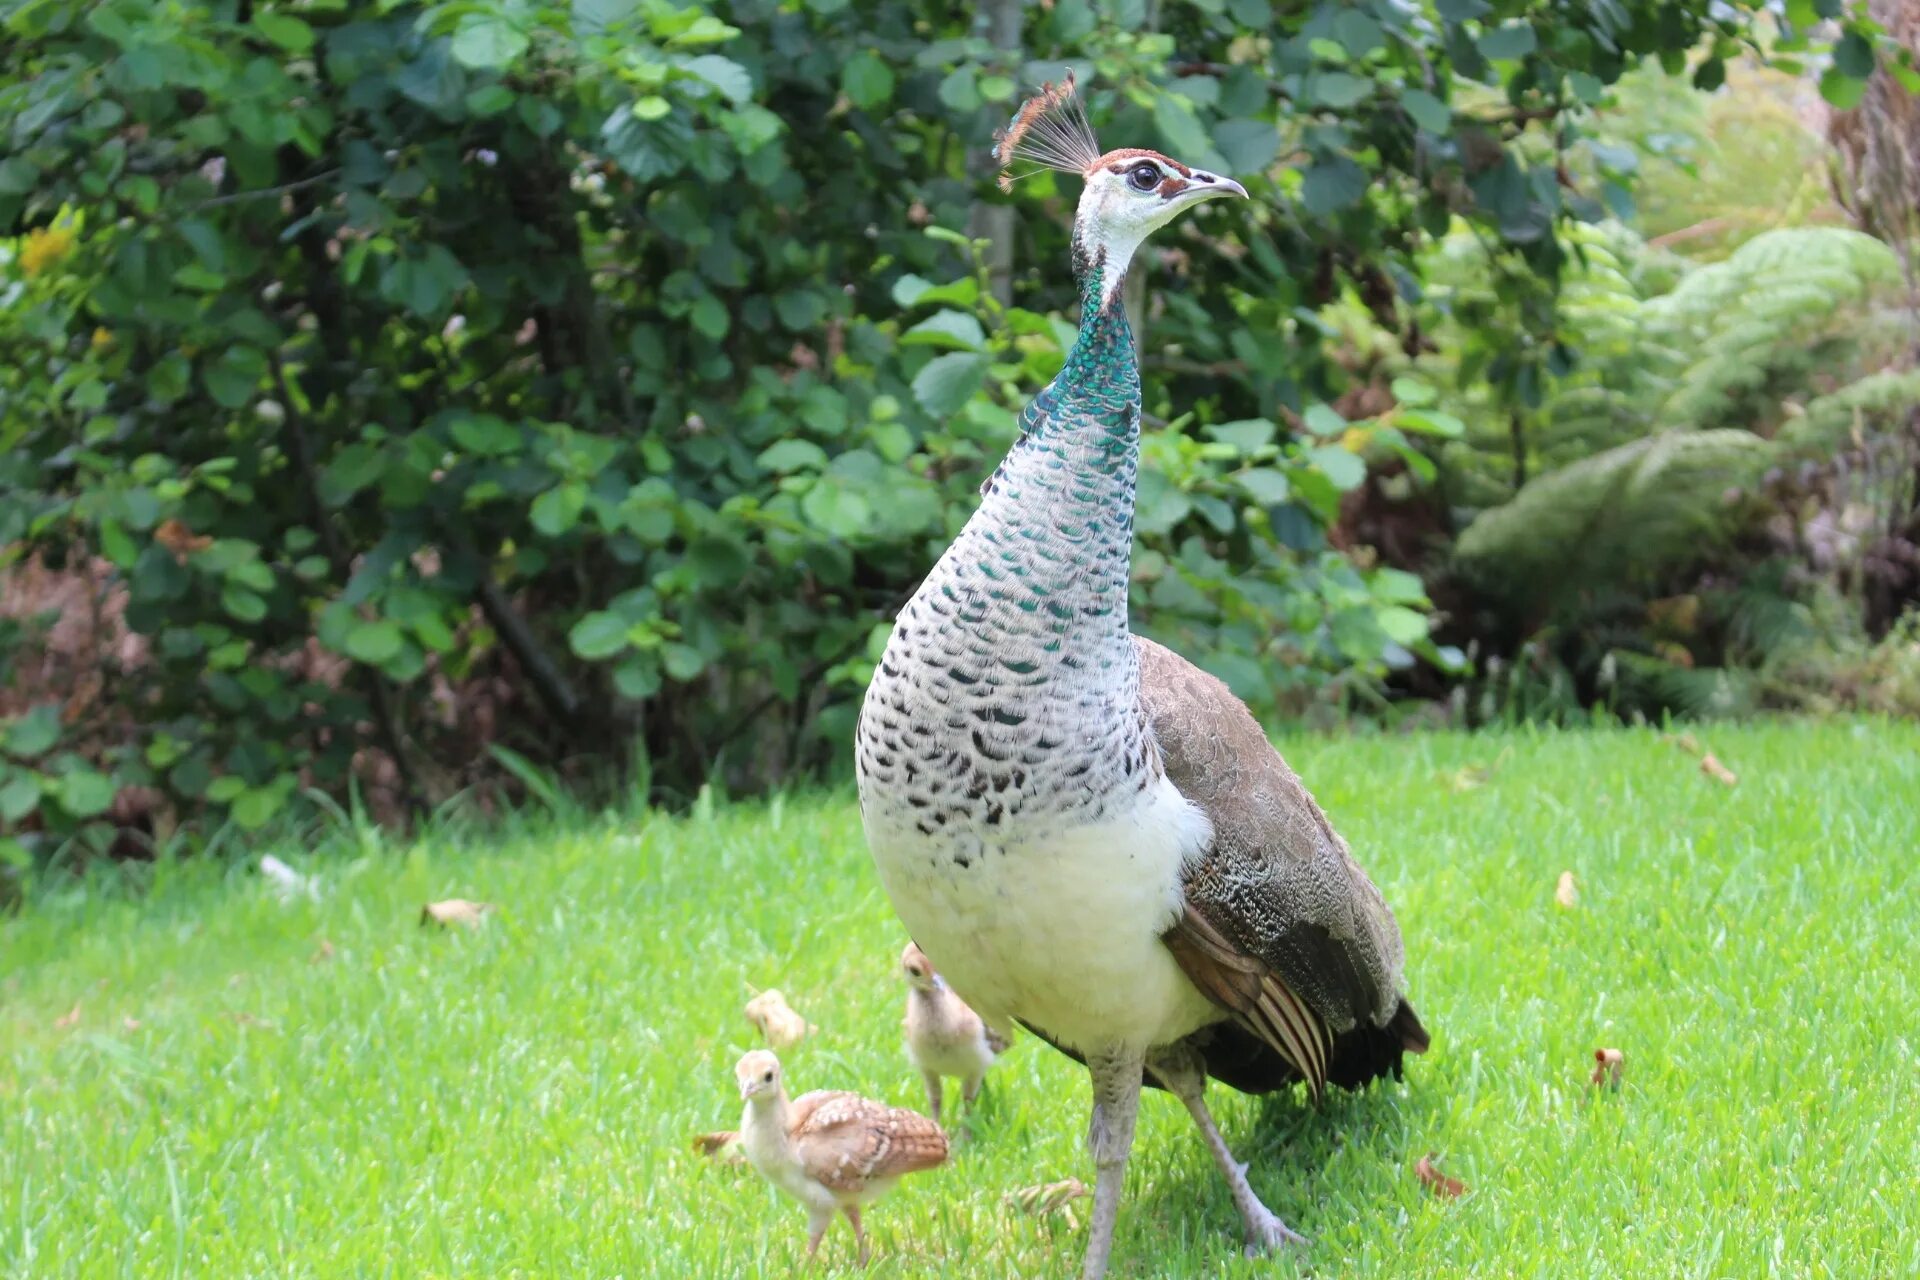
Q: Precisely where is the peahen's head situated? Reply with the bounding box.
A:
[994,74,1246,305]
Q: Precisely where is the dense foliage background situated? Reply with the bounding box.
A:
[2,0,1916,863]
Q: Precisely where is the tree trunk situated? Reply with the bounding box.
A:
[967,0,1025,307]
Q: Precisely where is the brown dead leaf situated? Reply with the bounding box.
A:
[54,1004,81,1030]
[153,518,213,562]
[310,939,335,964]
[1591,1047,1624,1089]
[1662,731,1703,756]
[1554,871,1579,908]
[1414,1153,1466,1199]
[121,1016,142,1032]
[744,989,810,1050]
[1700,753,1737,787]
[420,899,495,928]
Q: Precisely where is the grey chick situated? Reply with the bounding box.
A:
[901,941,1008,1124]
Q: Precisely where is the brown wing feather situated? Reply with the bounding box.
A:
[788,1091,949,1192]
[1135,635,1425,1094]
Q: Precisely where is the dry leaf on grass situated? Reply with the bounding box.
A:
[1414,1154,1466,1199]
[1700,753,1738,787]
[1555,871,1579,908]
[743,989,810,1049]
[310,939,335,965]
[54,1004,81,1030]
[421,899,495,928]
[122,1016,141,1032]
[1591,1047,1625,1089]
[1661,731,1703,756]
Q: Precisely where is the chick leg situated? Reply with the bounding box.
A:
[1079,1047,1144,1280]
[921,1070,944,1124]
[845,1206,870,1267]
[962,1070,984,1107]
[1146,1042,1306,1255]
[805,1206,834,1261]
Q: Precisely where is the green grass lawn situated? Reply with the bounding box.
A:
[4,721,1919,1278]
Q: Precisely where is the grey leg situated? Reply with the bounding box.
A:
[1147,1043,1307,1255]
[1080,1047,1145,1280]
[921,1070,944,1124]
[962,1070,984,1106]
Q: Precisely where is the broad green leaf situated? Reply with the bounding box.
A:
[1401,89,1450,134]
[1372,567,1429,604]
[1396,408,1465,437]
[569,611,631,660]
[344,620,404,664]
[662,642,707,680]
[682,54,753,104]
[0,773,39,822]
[1376,604,1429,645]
[1819,66,1867,109]
[1833,31,1875,79]
[229,786,284,830]
[1333,8,1385,57]
[2,705,61,758]
[1391,376,1437,407]
[1212,119,1280,174]
[452,15,529,70]
[58,769,117,819]
[756,440,830,472]
[1312,72,1371,109]
[613,653,662,699]
[901,310,985,352]
[1234,467,1292,506]
[450,413,522,456]
[911,352,990,418]
[204,345,267,409]
[1307,444,1367,490]
[1207,419,1276,454]
[254,12,314,52]
[1477,23,1537,60]
[531,483,588,536]
[841,51,894,109]
[1303,403,1347,436]
[1299,155,1368,214]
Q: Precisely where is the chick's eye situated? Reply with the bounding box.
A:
[762,1070,773,1082]
[1127,162,1161,192]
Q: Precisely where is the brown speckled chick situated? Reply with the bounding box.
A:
[733,1049,949,1265]
[901,942,1009,1124]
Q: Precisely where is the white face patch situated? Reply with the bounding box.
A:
[1074,158,1243,307]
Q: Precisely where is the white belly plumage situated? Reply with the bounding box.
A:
[864,775,1223,1055]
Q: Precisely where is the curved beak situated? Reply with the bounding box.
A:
[1178,172,1248,207]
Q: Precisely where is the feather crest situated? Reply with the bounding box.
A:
[992,72,1101,193]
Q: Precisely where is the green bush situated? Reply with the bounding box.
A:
[0,0,1888,857]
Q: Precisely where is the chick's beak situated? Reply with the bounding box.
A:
[738,1078,755,1099]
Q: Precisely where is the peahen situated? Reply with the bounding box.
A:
[854,75,1429,1279]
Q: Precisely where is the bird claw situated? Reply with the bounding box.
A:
[1242,1206,1309,1256]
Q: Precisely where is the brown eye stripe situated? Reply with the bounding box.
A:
[1157,175,1190,197]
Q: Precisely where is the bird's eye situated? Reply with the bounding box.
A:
[1127,162,1161,192]
[762,1070,773,1082]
